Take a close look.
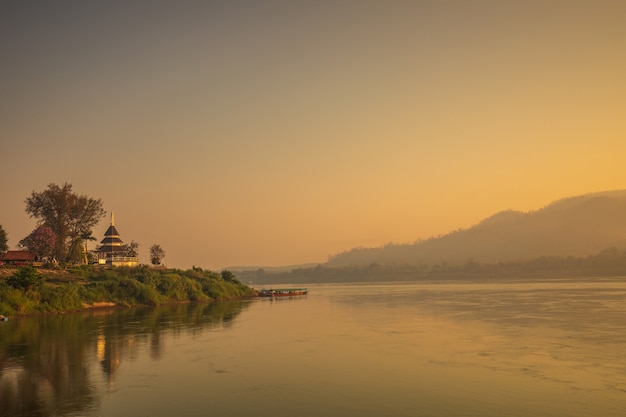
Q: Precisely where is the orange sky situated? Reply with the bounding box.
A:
[1,1,625,269]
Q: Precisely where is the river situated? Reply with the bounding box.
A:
[1,278,626,416]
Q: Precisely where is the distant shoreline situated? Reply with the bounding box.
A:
[235,258,626,285]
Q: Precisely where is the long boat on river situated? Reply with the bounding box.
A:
[257,288,308,297]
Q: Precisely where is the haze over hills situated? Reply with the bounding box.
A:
[325,190,626,267]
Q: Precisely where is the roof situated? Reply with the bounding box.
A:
[98,213,129,253]
[0,250,36,261]
[101,225,123,245]
[97,246,126,253]
[100,237,123,245]
[103,225,120,237]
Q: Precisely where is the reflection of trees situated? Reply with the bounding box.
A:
[95,302,252,384]
[0,314,98,417]
[0,301,251,417]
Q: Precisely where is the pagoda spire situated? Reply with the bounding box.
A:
[111,210,115,226]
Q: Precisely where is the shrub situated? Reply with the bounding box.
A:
[39,283,83,312]
[0,265,254,315]
[7,266,43,291]
[0,283,39,315]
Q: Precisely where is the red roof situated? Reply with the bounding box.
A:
[0,251,36,261]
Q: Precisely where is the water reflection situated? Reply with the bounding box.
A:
[320,279,626,414]
[3,281,626,417]
[0,301,251,417]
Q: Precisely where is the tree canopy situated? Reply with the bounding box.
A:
[24,183,106,262]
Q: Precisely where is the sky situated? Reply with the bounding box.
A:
[1,1,625,270]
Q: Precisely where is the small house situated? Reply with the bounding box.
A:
[0,250,36,266]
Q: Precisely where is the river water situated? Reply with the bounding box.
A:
[2,278,626,417]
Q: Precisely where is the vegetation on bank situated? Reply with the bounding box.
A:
[0,265,256,316]
[240,246,626,285]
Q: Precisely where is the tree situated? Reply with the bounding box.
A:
[24,183,106,261]
[19,226,56,260]
[221,270,238,283]
[0,225,7,253]
[122,240,140,257]
[149,244,165,266]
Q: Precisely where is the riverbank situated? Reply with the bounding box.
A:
[0,265,257,317]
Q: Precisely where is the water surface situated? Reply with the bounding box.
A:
[2,278,626,416]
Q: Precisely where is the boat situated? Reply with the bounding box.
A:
[257,288,308,297]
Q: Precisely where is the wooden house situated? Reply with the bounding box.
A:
[0,250,36,266]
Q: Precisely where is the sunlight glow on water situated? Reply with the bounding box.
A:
[2,278,626,417]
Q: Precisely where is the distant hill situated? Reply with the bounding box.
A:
[326,190,626,267]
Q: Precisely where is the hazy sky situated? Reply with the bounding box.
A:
[2,1,625,269]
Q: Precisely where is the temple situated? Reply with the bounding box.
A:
[96,212,139,267]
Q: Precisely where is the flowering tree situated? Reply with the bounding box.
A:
[19,226,57,261]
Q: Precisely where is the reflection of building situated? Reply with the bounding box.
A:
[97,334,121,386]
[96,212,139,267]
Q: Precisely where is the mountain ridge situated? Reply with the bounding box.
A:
[326,190,626,267]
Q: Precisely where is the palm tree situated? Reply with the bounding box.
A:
[80,231,97,264]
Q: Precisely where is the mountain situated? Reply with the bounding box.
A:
[326,190,626,267]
